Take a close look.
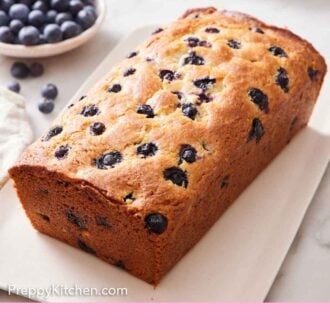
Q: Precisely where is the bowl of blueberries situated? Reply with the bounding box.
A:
[0,0,105,58]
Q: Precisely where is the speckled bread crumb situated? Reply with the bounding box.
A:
[9,8,327,284]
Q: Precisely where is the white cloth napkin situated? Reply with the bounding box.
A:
[0,88,33,189]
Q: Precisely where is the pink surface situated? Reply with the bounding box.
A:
[1,304,330,329]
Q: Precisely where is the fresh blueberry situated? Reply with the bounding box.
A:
[38,33,47,44]
[94,151,122,169]
[183,51,205,65]
[7,82,20,93]
[181,103,198,120]
[84,5,97,19]
[60,20,82,39]
[275,67,289,93]
[248,88,269,113]
[136,104,154,118]
[46,9,57,23]
[76,8,96,30]
[108,83,121,93]
[137,142,158,158]
[69,0,84,15]
[1,0,15,12]
[80,104,99,116]
[28,10,45,27]
[38,99,55,114]
[51,0,70,11]
[41,83,58,99]
[0,10,9,26]
[18,26,40,45]
[30,62,44,77]
[163,167,188,188]
[17,0,33,6]
[193,77,216,90]
[44,23,62,43]
[89,122,105,135]
[43,126,63,141]
[9,4,29,23]
[248,118,264,143]
[179,144,197,163]
[145,213,168,234]
[82,0,95,5]
[55,12,72,25]
[0,26,14,43]
[268,46,287,58]
[10,62,30,78]
[32,1,49,13]
[9,19,24,34]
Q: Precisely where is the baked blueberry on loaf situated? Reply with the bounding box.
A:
[9,7,326,284]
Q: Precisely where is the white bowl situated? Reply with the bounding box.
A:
[0,0,106,58]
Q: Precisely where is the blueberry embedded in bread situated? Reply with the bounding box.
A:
[159,69,175,81]
[179,144,197,164]
[248,118,265,143]
[78,239,96,255]
[43,126,63,141]
[268,45,288,57]
[307,67,319,80]
[89,122,106,136]
[163,167,188,188]
[205,27,220,33]
[275,67,289,93]
[193,77,216,90]
[249,27,264,34]
[248,88,269,113]
[136,104,155,118]
[182,51,205,65]
[137,142,158,158]
[80,104,100,117]
[220,175,229,189]
[123,68,136,77]
[94,151,122,169]
[145,213,168,234]
[54,144,70,159]
[108,84,122,93]
[227,39,241,49]
[66,210,86,230]
[181,103,198,120]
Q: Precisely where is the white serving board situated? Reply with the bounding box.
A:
[0,26,329,302]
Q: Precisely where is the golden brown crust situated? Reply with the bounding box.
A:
[9,8,327,284]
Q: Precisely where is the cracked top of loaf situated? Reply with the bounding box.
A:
[15,7,326,226]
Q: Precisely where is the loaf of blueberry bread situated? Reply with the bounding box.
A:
[9,7,326,284]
